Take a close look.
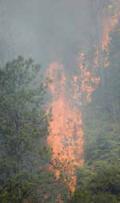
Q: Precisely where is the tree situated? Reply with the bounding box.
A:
[83,26,120,164]
[70,162,120,203]
[71,24,120,203]
[0,56,49,202]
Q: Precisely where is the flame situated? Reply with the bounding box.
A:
[47,57,100,193]
[79,53,100,103]
[46,1,120,199]
[71,53,100,105]
[102,14,120,51]
[101,0,120,67]
[47,62,84,193]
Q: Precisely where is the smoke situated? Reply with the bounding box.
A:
[0,0,105,67]
[1,0,120,196]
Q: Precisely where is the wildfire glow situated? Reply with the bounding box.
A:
[46,0,120,198]
[101,0,120,67]
[78,53,100,103]
[47,62,84,193]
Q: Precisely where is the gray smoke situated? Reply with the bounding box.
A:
[0,0,106,69]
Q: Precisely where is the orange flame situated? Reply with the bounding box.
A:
[71,53,100,104]
[102,3,120,50]
[46,1,120,199]
[47,56,100,193]
[79,53,100,103]
[47,62,84,193]
[101,1,120,67]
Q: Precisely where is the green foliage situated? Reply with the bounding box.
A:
[71,162,120,203]
[71,25,120,203]
[83,27,120,164]
[0,56,49,202]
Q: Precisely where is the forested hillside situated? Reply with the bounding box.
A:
[0,1,120,203]
[71,27,120,203]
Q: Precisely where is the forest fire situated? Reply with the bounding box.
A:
[47,56,100,193]
[77,53,100,103]
[0,1,120,203]
[101,0,120,67]
[46,0,120,198]
[102,14,120,51]
[47,62,84,193]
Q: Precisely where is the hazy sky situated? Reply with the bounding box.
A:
[0,0,104,68]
